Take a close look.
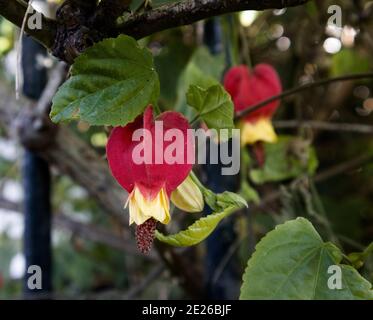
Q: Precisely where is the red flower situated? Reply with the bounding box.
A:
[106,106,194,226]
[224,64,282,145]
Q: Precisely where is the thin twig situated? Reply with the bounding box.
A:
[55,213,157,261]
[35,62,67,114]
[0,197,20,211]
[314,153,373,183]
[83,264,165,300]
[212,232,243,285]
[235,72,373,120]
[252,152,373,212]
[0,198,157,261]
[274,120,373,134]
[224,154,373,270]
[124,264,164,299]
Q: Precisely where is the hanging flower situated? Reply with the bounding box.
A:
[224,64,282,145]
[106,106,195,252]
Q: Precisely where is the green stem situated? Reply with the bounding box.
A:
[190,171,209,194]
[361,242,373,260]
[190,114,200,126]
[152,103,162,116]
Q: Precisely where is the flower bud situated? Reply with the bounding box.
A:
[171,175,204,213]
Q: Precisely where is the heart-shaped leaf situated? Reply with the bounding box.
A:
[240,217,373,300]
[187,84,234,133]
[50,35,160,126]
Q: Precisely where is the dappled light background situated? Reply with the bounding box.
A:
[0,0,372,299]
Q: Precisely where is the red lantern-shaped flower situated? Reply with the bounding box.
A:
[224,64,282,145]
[106,106,195,252]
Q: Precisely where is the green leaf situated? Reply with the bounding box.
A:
[216,191,248,209]
[175,47,224,117]
[155,206,238,247]
[250,136,318,184]
[189,171,247,212]
[187,84,234,132]
[183,47,224,83]
[240,218,373,300]
[50,35,160,126]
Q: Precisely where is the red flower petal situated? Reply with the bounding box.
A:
[223,65,248,99]
[224,64,282,122]
[107,106,194,200]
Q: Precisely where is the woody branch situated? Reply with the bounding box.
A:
[0,0,309,62]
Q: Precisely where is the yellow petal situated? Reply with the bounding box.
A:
[171,175,204,213]
[126,187,170,226]
[241,118,278,145]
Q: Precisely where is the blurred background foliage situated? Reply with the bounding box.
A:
[0,0,372,299]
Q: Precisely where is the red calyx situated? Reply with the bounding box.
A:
[106,106,194,200]
[223,64,282,122]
